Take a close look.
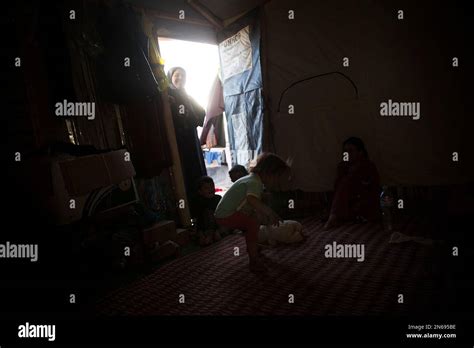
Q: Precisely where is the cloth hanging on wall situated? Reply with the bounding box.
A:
[217,9,264,167]
[200,75,225,147]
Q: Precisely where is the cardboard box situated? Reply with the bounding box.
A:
[103,150,136,185]
[143,220,177,246]
[59,149,136,196]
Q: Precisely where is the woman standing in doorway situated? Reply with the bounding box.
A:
[167,67,207,212]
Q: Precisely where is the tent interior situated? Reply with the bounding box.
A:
[4,0,473,323]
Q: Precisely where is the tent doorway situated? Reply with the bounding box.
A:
[158,37,233,195]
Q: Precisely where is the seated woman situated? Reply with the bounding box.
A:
[324,137,380,230]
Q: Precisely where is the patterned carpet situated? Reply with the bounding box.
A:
[95,216,445,316]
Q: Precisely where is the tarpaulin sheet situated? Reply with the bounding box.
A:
[217,9,263,167]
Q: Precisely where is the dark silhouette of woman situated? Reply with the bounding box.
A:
[167,67,207,208]
[324,137,381,229]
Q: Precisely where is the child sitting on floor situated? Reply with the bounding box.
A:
[194,176,222,246]
[215,153,291,273]
[228,164,248,183]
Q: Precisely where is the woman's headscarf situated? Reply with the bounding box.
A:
[343,136,369,158]
[167,67,186,90]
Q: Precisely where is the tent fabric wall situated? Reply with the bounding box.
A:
[262,0,472,191]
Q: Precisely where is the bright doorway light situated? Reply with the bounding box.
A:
[158,37,220,109]
[158,37,232,193]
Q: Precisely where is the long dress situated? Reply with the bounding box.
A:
[168,87,207,212]
[330,158,381,221]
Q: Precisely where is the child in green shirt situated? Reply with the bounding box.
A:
[215,153,291,273]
